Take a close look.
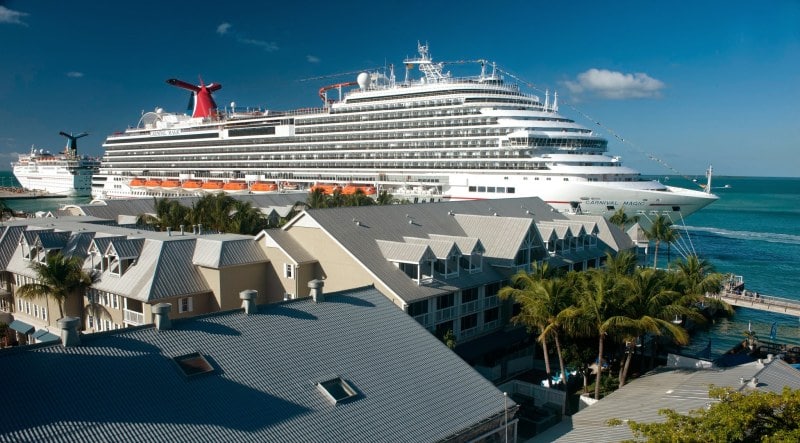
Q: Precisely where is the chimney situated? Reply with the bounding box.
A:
[240,289,258,314]
[58,316,81,347]
[309,279,324,303]
[180,225,185,235]
[152,303,172,330]
[197,224,203,235]
[166,227,172,236]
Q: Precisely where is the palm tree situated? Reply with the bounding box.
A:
[137,197,190,231]
[609,207,639,231]
[346,189,375,207]
[306,188,328,209]
[499,262,557,378]
[17,252,94,319]
[534,276,578,388]
[228,200,269,234]
[376,190,394,205]
[190,193,237,233]
[559,269,621,399]
[614,268,700,386]
[604,250,638,278]
[645,215,673,269]
[669,254,732,316]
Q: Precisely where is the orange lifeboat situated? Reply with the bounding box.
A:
[201,180,224,192]
[341,185,376,195]
[310,184,342,195]
[182,180,202,190]
[250,181,278,194]
[161,179,180,190]
[129,178,146,188]
[223,180,248,194]
[144,178,162,189]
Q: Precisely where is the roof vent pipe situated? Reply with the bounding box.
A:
[309,279,324,303]
[57,316,81,347]
[197,224,203,235]
[166,227,172,236]
[240,289,258,314]
[180,225,185,236]
[152,303,172,330]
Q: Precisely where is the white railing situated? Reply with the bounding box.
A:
[461,300,479,314]
[435,306,457,322]
[123,309,144,325]
[459,326,479,340]
[483,295,499,309]
[413,313,431,327]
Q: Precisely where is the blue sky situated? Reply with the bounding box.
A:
[1,0,798,177]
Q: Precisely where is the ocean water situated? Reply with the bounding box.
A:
[3,170,799,357]
[0,170,91,212]
[661,175,800,358]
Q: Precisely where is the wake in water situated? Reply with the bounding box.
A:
[679,225,800,246]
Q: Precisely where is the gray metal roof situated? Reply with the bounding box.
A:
[293,198,567,303]
[192,237,268,268]
[61,231,96,260]
[429,234,485,255]
[403,236,460,259]
[107,238,145,259]
[35,231,71,250]
[0,225,25,269]
[376,240,435,263]
[566,214,635,252]
[89,235,126,256]
[536,358,800,442]
[453,214,533,259]
[0,286,511,442]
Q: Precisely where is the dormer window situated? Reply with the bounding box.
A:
[284,263,295,279]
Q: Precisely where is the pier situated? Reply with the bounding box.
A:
[709,290,800,318]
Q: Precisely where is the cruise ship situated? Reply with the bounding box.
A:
[13,132,100,196]
[92,43,717,221]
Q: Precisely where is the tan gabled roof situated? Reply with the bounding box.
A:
[428,234,484,255]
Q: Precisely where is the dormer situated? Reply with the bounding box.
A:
[429,234,485,273]
[20,230,51,261]
[105,238,145,276]
[403,237,461,279]
[88,236,125,272]
[376,240,436,285]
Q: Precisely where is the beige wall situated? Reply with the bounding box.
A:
[198,263,274,311]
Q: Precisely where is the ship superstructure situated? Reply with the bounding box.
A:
[13,132,100,196]
[93,43,717,221]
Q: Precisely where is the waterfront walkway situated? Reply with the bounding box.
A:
[709,290,800,318]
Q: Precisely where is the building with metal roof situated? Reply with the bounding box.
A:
[0,285,519,442]
[534,354,800,442]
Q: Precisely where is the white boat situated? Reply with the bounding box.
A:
[92,43,717,221]
[13,132,100,196]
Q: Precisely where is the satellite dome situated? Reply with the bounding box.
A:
[357,72,371,90]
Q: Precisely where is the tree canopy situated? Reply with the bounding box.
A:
[609,386,800,442]
[16,252,94,319]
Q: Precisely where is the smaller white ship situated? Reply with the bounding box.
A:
[12,132,100,196]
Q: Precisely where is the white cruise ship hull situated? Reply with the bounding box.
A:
[13,165,94,196]
[92,43,718,222]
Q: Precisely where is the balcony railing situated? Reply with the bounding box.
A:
[435,306,457,322]
[483,295,499,309]
[461,300,480,314]
[413,313,431,327]
[123,309,145,325]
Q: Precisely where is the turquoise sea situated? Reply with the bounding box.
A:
[3,170,799,358]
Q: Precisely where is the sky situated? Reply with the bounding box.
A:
[1,0,798,178]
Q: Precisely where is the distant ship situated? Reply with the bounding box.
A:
[12,132,100,196]
[92,43,717,221]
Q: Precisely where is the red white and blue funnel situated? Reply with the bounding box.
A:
[166,78,222,118]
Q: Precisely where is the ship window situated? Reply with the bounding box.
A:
[507,187,515,194]
[672,206,680,212]
[477,186,486,192]
[468,186,476,192]
[487,187,496,193]
[607,206,615,211]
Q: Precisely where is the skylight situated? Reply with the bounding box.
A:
[317,377,358,403]
[173,352,215,378]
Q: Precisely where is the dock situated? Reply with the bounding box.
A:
[709,290,800,318]
[0,187,66,200]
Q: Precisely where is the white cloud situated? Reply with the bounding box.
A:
[237,37,278,52]
[306,55,320,63]
[0,6,28,25]
[563,68,665,99]
[66,71,84,78]
[216,22,231,35]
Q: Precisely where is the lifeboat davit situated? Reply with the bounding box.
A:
[201,180,224,192]
[161,179,180,190]
[182,180,202,190]
[223,180,249,194]
[250,181,278,194]
[144,178,162,189]
[129,178,146,188]
[282,181,299,190]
